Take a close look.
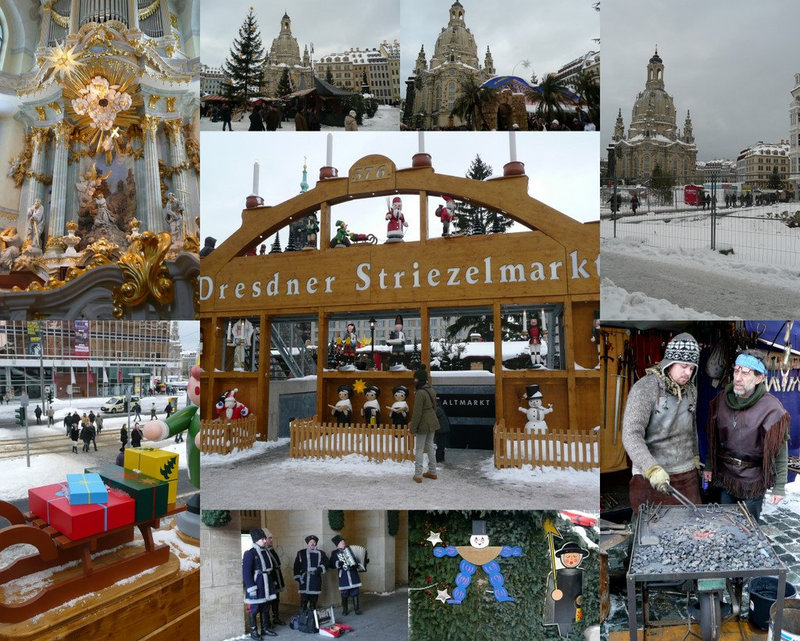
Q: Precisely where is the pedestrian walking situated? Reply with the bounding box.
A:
[88,410,96,427]
[120,425,128,450]
[34,405,42,424]
[47,405,54,426]
[80,418,92,453]
[95,413,103,434]
[133,401,142,421]
[165,401,173,418]
[150,402,157,419]
[409,365,440,483]
[89,422,97,451]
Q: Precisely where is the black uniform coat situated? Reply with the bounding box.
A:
[243,545,277,604]
[293,547,329,595]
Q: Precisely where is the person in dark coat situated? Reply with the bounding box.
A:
[294,535,328,611]
[248,105,264,131]
[120,425,128,449]
[165,401,173,418]
[115,447,125,466]
[409,365,440,482]
[133,402,142,421]
[264,532,286,626]
[220,103,232,131]
[80,420,93,452]
[131,422,143,448]
[34,405,42,424]
[243,528,278,638]
[329,534,367,616]
[200,236,217,257]
[69,423,80,453]
[88,422,97,451]
[265,104,280,131]
[294,108,308,131]
[88,410,95,426]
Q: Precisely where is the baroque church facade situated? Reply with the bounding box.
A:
[409,1,495,130]
[0,0,200,319]
[263,12,313,97]
[607,49,698,184]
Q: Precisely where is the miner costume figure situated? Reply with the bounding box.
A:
[330,384,353,425]
[362,385,381,426]
[387,384,410,426]
[528,317,544,367]
[242,528,279,638]
[293,535,328,611]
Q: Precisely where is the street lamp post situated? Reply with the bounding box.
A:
[369,317,376,370]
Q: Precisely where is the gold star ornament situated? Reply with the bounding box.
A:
[426,531,443,547]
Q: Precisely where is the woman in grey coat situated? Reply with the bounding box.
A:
[409,365,440,482]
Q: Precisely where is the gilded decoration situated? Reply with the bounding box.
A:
[35,106,47,121]
[112,231,174,318]
[165,97,176,113]
[148,95,161,109]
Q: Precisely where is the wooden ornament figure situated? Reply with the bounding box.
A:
[528,317,545,367]
[434,195,456,237]
[518,384,553,434]
[302,213,319,250]
[331,220,351,248]
[361,385,381,425]
[215,388,250,421]
[229,318,255,371]
[544,520,589,638]
[432,519,522,604]
[386,384,409,426]
[590,313,601,366]
[385,196,407,243]
[328,384,353,425]
[339,322,358,371]
[386,314,406,370]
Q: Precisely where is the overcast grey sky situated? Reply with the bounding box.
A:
[199,131,599,249]
[200,0,399,69]
[600,0,799,162]
[400,0,599,87]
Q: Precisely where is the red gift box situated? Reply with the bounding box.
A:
[28,483,135,540]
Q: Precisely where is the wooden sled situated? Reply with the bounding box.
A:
[0,499,185,623]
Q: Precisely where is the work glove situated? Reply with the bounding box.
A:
[644,465,670,493]
[693,455,703,470]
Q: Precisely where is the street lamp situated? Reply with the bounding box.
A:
[369,316,376,370]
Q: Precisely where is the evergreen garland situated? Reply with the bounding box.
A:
[201,509,232,528]
[408,511,599,641]
[328,509,345,531]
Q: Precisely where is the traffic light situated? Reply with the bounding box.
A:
[14,407,26,426]
[48,390,53,403]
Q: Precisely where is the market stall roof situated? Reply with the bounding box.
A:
[313,76,356,97]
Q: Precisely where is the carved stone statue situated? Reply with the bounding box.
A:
[26,198,45,250]
[163,192,185,244]
[0,227,22,272]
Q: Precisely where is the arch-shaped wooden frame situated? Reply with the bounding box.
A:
[200,154,599,439]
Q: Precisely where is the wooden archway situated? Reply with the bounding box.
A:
[200,153,599,446]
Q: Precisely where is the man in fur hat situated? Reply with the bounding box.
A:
[242,528,278,638]
[293,535,328,611]
[329,534,367,615]
[622,332,702,512]
[704,349,790,522]
[264,531,286,627]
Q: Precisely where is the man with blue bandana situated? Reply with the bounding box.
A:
[704,349,790,522]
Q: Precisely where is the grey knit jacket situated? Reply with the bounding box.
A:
[621,364,699,476]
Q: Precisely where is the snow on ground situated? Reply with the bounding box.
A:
[601,277,731,321]
[200,104,400,132]
[0,394,191,501]
[201,441,599,512]
[601,237,800,319]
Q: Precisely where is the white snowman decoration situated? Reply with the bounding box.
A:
[518,384,553,434]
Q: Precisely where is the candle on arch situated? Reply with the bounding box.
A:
[252,161,259,194]
[326,133,333,166]
[418,130,425,153]
[509,130,517,162]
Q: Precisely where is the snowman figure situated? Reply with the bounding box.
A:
[519,384,553,434]
[432,519,522,604]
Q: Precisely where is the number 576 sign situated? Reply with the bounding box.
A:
[348,155,395,183]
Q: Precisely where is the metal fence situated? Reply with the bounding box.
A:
[600,193,800,268]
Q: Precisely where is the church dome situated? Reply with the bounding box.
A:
[430,1,479,70]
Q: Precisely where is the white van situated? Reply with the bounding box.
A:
[100,395,140,413]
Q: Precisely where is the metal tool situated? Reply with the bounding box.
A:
[600,332,614,433]
[613,350,626,444]
[665,483,699,512]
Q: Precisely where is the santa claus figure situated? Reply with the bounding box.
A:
[385,196,407,243]
[435,195,456,236]
[215,389,250,421]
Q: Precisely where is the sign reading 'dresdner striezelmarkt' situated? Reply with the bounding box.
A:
[199,249,598,310]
